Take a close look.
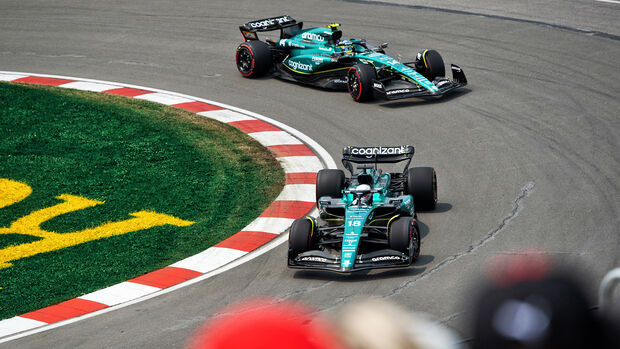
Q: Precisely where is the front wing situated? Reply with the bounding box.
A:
[288,249,411,273]
[373,64,468,100]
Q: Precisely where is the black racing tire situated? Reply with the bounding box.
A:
[347,63,376,102]
[417,49,445,81]
[406,167,437,211]
[389,216,413,254]
[289,218,314,257]
[235,41,272,78]
[316,169,345,206]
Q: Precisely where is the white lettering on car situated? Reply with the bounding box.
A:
[301,32,325,42]
[287,60,313,71]
[371,256,402,262]
[350,146,408,158]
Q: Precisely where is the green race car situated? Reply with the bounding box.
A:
[236,15,467,102]
[288,146,437,273]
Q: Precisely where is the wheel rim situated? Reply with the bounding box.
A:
[236,47,253,74]
[348,70,360,99]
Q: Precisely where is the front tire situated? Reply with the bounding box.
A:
[347,64,376,102]
[389,217,419,261]
[406,167,437,211]
[316,169,345,207]
[416,49,445,81]
[235,41,272,78]
[288,218,315,257]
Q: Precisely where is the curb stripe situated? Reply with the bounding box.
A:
[20,299,108,324]
[13,76,74,86]
[171,101,224,113]
[249,131,303,146]
[228,119,282,133]
[260,201,316,219]
[0,318,47,337]
[133,92,194,105]
[78,282,161,307]
[128,267,203,289]
[286,172,317,185]
[0,72,335,342]
[268,144,315,157]
[215,231,279,252]
[103,87,152,97]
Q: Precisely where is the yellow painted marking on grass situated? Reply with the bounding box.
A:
[0,179,194,269]
[0,178,32,209]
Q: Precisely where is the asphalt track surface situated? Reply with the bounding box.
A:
[1,0,619,347]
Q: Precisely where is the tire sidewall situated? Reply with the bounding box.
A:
[347,64,376,102]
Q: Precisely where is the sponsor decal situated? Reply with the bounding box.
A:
[371,255,403,262]
[287,60,312,71]
[300,256,329,263]
[350,146,408,158]
[318,47,332,52]
[312,56,326,64]
[301,32,325,42]
[387,89,411,95]
[333,79,347,84]
[248,16,291,29]
[278,39,305,49]
[0,178,194,269]
[373,82,383,89]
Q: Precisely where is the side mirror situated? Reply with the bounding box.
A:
[380,42,389,49]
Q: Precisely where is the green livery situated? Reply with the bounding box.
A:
[288,146,437,273]
[236,15,467,102]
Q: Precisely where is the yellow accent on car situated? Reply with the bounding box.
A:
[305,216,315,237]
[385,214,401,237]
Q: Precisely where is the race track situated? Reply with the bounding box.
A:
[1,0,619,347]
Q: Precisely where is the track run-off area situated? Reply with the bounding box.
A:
[1,0,619,347]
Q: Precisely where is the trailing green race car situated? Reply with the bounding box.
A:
[288,146,437,273]
[235,15,467,102]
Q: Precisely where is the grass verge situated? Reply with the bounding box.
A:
[0,82,284,319]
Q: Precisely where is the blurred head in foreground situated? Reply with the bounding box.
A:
[334,297,463,349]
[472,249,620,349]
[186,298,346,349]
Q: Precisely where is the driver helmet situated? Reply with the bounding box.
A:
[356,184,372,205]
[338,40,353,54]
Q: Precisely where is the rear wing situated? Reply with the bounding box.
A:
[239,15,302,41]
[342,146,414,173]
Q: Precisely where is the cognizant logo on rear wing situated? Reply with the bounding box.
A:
[342,145,415,167]
[241,15,296,32]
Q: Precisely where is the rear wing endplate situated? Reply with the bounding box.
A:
[239,15,300,41]
[342,146,414,173]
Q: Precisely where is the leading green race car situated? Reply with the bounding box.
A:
[288,146,437,273]
[235,15,467,102]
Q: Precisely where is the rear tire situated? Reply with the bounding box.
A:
[235,41,271,78]
[289,218,315,257]
[389,217,413,255]
[347,64,376,102]
[406,167,437,211]
[417,49,445,81]
[316,169,345,206]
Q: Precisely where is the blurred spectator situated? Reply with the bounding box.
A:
[471,249,620,349]
[186,298,346,349]
[333,297,464,349]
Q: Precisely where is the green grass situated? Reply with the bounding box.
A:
[0,82,284,319]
